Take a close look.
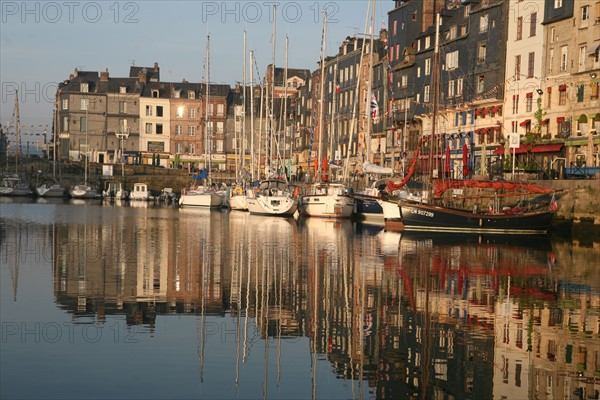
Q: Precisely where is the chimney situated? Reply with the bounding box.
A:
[100,68,109,81]
[138,69,147,84]
[74,68,79,77]
[154,62,159,72]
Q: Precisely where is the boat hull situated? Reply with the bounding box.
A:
[299,195,355,218]
[36,184,66,198]
[179,192,223,208]
[246,195,298,217]
[229,195,248,211]
[353,194,383,222]
[70,184,98,199]
[388,201,554,234]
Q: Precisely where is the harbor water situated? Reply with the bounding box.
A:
[1,199,599,399]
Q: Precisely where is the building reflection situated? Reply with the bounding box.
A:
[39,214,600,399]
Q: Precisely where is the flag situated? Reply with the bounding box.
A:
[370,94,379,118]
[335,82,340,94]
[551,193,557,211]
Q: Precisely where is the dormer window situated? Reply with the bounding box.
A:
[188,91,195,99]
[119,86,127,94]
[152,89,159,98]
[173,90,180,99]
[80,83,89,92]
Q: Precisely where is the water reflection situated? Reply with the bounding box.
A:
[1,203,599,399]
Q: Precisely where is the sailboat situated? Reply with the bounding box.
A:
[246,5,299,217]
[1,90,32,197]
[70,105,98,199]
[378,13,556,235]
[298,11,355,219]
[179,35,225,209]
[36,103,66,198]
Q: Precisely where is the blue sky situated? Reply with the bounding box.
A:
[1,0,390,133]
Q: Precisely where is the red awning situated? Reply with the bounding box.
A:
[547,87,552,93]
[559,84,567,91]
[526,92,533,98]
[497,145,531,155]
[541,118,550,126]
[531,144,564,153]
[557,117,565,123]
[519,119,531,126]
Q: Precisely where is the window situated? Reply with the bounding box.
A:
[449,26,457,40]
[62,116,69,131]
[156,123,163,134]
[550,27,555,44]
[395,44,399,60]
[516,17,523,40]
[526,93,533,112]
[529,12,537,37]
[176,125,182,135]
[187,108,195,119]
[173,91,180,99]
[448,80,455,98]
[591,82,599,100]
[549,48,554,74]
[62,99,68,110]
[216,139,224,152]
[188,126,195,136]
[457,78,463,97]
[145,105,152,116]
[547,88,552,107]
[464,4,470,17]
[401,75,408,88]
[206,121,213,133]
[152,90,159,98]
[512,94,519,114]
[424,85,430,102]
[80,99,88,110]
[446,51,459,70]
[460,24,467,36]
[515,55,522,80]
[189,91,195,99]
[425,58,431,75]
[594,46,600,67]
[119,101,127,114]
[145,123,152,133]
[189,144,195,154]
[80,83,88,92]
[119,86,127,94]
[156,106,163,117]
[477,75,485,94]
[417,67,421,78]
[579,46,587,70]
[217,104,224,116]
[425,36,431,49]
[480,14,488,33]
[80,117,87,132]
[390,46,394,61]
[208,103,214,115]
[581,5,589,21]
[527,52,535,78]
[393,19,397,35]
[560,46,568,71]
[216,122,224,133]
[559,86,567,105]
[119,119,128,132]
[554,0,562,8]
[477,43,487,63]
[577,85,584,102]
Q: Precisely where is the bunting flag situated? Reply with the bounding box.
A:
[335,82,340,94]
[551,193,558,211]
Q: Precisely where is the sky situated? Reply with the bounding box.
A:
[1,0,390,136]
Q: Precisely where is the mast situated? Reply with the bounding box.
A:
[241,30,247,181]
[317,11,327,182]
[365,0,375,164]
[205,35,211,185]
[14,90,20,175]
[84,104,89,184]
[283,35,289,181]
[428,13,441,188]
[250,50,255,182]
[269,4,276,177]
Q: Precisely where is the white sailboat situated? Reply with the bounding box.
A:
[70,104,98,199]
[1,90,32,197]
[179,35,224,209]
[37,102,66,198]
[245,5,299,217]
[298,11,355,219]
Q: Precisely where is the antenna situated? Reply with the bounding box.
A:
[130,60,136,66]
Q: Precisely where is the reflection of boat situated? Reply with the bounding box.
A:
[246,180,298,217]
[398,231,553,250]
[299,182,355,219]
[130,183,152,201]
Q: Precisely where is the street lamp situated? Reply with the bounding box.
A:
[116,127,129,179]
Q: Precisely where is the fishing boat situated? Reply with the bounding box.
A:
[378,13,556,235]
[130,182,152,201]
[1,91,32,197]
[246,179,299,216]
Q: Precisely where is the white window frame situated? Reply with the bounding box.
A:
[80,99,89,111]
[62,99,68,110]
